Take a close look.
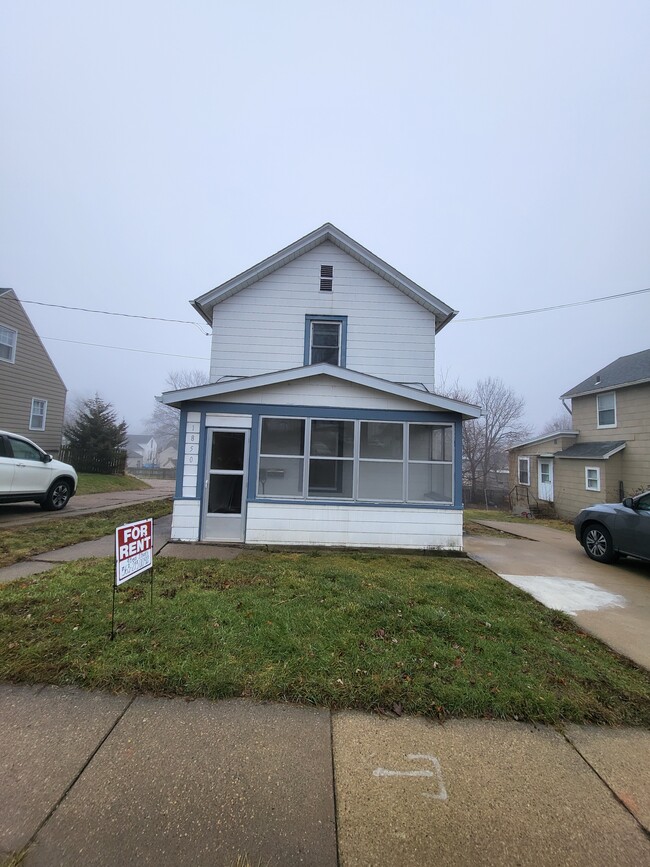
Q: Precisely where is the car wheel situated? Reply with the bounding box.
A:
[41,480,72,511]
[582,524,618,563]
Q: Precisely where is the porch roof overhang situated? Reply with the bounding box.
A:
[160,363,482,420]
[555,441,627,460]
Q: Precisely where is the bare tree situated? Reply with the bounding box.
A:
[440,376,530,501]
[145,369,209,446]
[538,408,573,436]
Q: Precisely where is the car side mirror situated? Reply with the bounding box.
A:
[622,497,635,509]
[42,453,53,464]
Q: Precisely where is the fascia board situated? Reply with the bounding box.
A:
[508,430,579,451]
[561,378,650,399]
[191,223,457,331]
[161,363,481,418]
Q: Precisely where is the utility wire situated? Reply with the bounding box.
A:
[455,287,650,322]
[8,296,210,335]
[41,335,209,361]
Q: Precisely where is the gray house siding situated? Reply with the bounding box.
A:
[0,290,67,455]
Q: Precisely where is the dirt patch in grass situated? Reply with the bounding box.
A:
[1,551,648,727]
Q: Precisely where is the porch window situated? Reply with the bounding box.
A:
[0,325,17,363]
[597,392,616,428]
[304,315,347,366]
[518,457,530,485]
[585,466,601,492]
[29,398,47,431]
[258,418,305,497]
[257,417,455,504]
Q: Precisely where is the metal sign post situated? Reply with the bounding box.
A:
[112,517,154,640]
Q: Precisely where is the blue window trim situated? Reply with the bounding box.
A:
[304,315,348,367]
[174,402,464,510]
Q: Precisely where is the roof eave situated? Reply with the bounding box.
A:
[192,223,455,328]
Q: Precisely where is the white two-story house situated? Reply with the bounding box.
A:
[162,224,480,549]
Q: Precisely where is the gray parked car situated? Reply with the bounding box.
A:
[0,430,78,510]
[575,491,650,563]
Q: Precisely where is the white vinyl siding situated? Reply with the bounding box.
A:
[29,398,47,431]
[209,242,436,389]
[0,324,17,363]
[170,499,201,541]
[597,392,616,428]
[246,502,463,549]
[585,466,601,491]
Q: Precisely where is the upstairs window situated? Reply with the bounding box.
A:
[0,325,17,363]
[320,264,333,291]
[597,392,616,428]
[29,399,48,431]
[304,315,347,366]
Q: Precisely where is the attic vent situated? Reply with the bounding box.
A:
[320,264,333,291]
[595,376,601,384]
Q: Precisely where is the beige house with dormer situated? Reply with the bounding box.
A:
[509,349,650,520]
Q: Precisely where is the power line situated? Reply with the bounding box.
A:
[41,335,210,361]
[8,296,210,335]
[455,287,650,323]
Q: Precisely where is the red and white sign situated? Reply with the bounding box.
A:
[115,518,154,585]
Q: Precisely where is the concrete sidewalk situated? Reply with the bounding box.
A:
[1,684,648,866]
[0,480,175,529]
[465,521,650,671]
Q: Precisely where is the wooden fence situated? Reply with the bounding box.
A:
[59,446,127,475]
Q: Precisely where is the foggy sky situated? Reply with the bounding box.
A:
[2,1,649,435]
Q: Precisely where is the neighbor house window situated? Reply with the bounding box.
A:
[518,457,530,485]
[0,325,17,363]
[304,315,347,366]
[320,264,333,291]
[585,467,601,491]
[597,392,616,428]
[257,417,454,504]
[29,399,47,431]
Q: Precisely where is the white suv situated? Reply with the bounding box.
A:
[0,430,78,511]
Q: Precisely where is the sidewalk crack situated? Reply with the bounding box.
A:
[562,731,650,840]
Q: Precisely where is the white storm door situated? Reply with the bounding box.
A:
[538,460,554,502]
[202,429,249,542]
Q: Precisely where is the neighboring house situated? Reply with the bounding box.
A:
[0,288,67,456]
[509,349,650,519]
[161,223,480,549]
[126,435,159,469]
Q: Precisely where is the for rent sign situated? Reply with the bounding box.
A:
[115,518,154,585]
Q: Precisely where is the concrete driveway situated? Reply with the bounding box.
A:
[465,521,650,670]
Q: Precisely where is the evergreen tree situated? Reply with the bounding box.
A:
[64,395,128,471]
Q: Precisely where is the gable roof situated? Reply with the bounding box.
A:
[191,223,457,332]
[160,363,481,419]
[561,349,650,399]
[508,430,578,452]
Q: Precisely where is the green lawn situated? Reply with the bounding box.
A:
[1,551,648,726]
[0,500,172,568]
[76,474,153,495]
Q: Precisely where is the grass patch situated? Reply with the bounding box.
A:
[0,500,172,568]
[1,551,648,727]
[465,509,574,533]
[76,474,152,495]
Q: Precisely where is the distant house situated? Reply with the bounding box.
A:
[509,349,650,519]
[126,435,159,470]
[0,288,67,456]
[161,223,480,548]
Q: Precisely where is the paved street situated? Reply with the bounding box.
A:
[465,521,650,670]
